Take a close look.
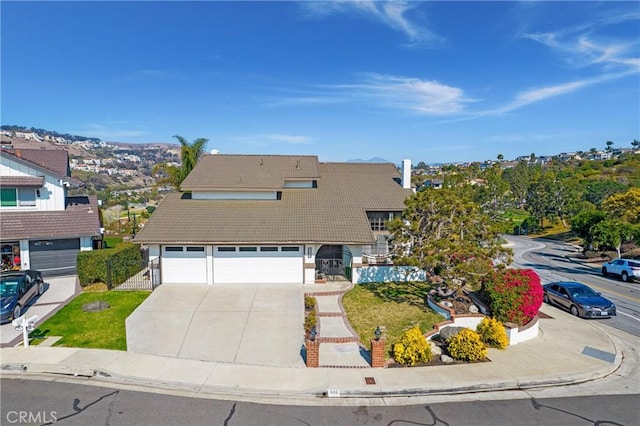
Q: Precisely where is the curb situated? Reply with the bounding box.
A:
[0,344,623,406]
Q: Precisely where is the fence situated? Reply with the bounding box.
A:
[107,248,159,291]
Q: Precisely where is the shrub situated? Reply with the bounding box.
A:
[481,269,543,326]
[446,328,487,361]
[392,326,431,366]
[304,310,317,334]
[77,243,142,288]
[304,295,316,311]
[476,317,509,349]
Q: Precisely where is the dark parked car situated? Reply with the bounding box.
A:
[601,258,640,282]
[0,270,44,323]
[542,281,616,318]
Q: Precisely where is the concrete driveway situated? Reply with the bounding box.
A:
[126,283,306,368]
[1,275,80,347]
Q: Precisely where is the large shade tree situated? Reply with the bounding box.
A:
[387,188,512,289]
[153,135,208,190]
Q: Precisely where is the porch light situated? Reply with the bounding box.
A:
[374,326,381,341]
[310,327,317,342]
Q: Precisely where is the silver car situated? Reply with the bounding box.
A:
[601,259,640,282]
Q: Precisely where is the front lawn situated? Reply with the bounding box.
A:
[30,291,150,350]
[342,282,443,357]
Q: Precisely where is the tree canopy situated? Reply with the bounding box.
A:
[153,135,208,191]
[387,188,512,289]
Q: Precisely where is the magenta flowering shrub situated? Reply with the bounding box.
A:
[481,269,543,326]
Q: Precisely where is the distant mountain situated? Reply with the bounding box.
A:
[346,157,391,163]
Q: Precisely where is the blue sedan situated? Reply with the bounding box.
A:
[542,281,616,318]
[1,270,44,323]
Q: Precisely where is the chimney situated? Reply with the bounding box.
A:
[401,159,411,189]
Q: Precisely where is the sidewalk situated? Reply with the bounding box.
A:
[0,302,628,405]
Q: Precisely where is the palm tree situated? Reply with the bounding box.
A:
[153,135,208,191]
[606,140,614,152]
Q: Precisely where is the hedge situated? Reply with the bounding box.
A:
[77,243,142,288]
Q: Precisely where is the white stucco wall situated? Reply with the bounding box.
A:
[353,265,426,284]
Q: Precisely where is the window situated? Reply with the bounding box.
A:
[239,247,257,252]
[282,246,300,252]
[260,247,278,252]
[367,211,398,231]
[1,188,17,207]
[218,247,236,252]
[165,246,183,252]
[0,187,36,207]
[186,247,205,252]
[18,188,36,207]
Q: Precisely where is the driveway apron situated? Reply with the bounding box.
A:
[126,283,305,368]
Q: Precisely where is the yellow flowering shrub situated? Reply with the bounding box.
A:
[476,317,509,349]
[446,329,487,361]
[393,326,431,366]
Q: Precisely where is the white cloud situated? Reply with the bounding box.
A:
[235,133,316,146]
[73,123,148,140]
[345,73,475,115]
[264,73,473,116]
[261,133,316,145]
[298,0,441,47]
[522,6,639,73]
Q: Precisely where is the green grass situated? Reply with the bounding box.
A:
[30,291,150,350]
[103,236,123,248]
[342,283,444,358]
[501,209,530,226]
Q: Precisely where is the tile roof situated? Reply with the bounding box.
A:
[135,159,412,245]
[0,195,102,240]
[181,154,321,191]
[1,148,70,177]
[0,176,45,187]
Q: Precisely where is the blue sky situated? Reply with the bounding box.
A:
[2,1,638,164]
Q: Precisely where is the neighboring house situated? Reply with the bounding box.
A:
[134,155,414,285]
[0,148,102,276]
[417,179,444,191]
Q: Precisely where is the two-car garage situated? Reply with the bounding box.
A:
[161,245,303,284]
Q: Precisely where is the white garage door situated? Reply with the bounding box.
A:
[162,246,207,284]
[214,246,302,283]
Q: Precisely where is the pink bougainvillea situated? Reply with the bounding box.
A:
[481,269,543,326]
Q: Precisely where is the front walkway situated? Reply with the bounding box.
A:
[304,281,371,367]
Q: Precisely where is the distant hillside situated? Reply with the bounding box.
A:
[1,124,100,143]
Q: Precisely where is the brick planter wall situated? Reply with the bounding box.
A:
[305,338,319,368]
[370,338,386,368]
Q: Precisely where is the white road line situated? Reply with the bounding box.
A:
[617,310,640,322]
